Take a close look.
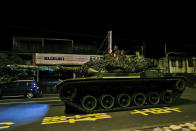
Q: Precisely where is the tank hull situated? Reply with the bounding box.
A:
[58,77,186,114]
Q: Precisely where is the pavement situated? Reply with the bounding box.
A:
[134,121,196,131]
[1,88,196,131]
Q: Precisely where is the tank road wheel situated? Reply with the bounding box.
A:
[100,94,115,109]
[172,91,182,102]
[132,93,146,106]
[81,95,97,111]
[176,79,186,92]
[63,87,77,99]
[117,93,131,107]
[161,91,173,104]
[147,92,160,105]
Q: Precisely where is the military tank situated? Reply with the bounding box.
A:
[57,48,186,114]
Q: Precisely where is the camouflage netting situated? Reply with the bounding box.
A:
[78,53,149,77]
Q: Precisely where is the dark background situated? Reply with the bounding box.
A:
[0,1,196,57]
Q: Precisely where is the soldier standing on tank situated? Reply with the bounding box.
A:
[120,50,125,56]
[111,46,120,58]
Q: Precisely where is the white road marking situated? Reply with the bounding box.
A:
[0,101,35,105]
[33,97,59,99]
[0,99,62,105]
[36,100,62,103]
[0,96,59,101]
[0,99,24,101]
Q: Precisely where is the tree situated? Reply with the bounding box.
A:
[0,53,28,84]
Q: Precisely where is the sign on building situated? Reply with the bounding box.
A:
[34,53,103,65]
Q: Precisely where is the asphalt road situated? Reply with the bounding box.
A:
[1,88,196,131]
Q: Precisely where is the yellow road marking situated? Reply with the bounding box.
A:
[0,122,14,125]
[0,126,10,129]
[0,122,14,130]
[130,107,182,116]
[41,113,112,125]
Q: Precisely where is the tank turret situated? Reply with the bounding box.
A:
[78,47,149,78]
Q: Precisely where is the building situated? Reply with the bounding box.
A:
[152,55,196,88]
[2,36,196,92]
[153,56,196,74]
[10,37,104,93]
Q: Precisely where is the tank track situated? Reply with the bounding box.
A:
[62,99,183,114]
[58,77,186,114]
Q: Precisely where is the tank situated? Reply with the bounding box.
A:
[57,49,186,114]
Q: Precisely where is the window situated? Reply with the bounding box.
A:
[171,59,176,67]
[188,58,194,67]
[178,59,183,68]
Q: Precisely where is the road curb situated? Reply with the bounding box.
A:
[133,121,196,131]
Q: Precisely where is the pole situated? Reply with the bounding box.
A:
[142,41,146,57]
[108,31,112,53]
[73,72,76,79]
[165,43,167,57]
[36,69,39,82]
[165,43,169,73]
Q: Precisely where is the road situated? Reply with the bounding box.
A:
[1,88,196,131]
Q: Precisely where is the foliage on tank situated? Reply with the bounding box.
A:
[78,48,149,77]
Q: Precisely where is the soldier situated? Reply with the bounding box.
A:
[120,50,125,56]
[112,46,120,57]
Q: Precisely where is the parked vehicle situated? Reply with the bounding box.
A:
[0,80,42,99]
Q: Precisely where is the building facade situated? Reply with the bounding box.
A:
[11,37,104,93]
[5,37,196,92]
[154,56,196,74]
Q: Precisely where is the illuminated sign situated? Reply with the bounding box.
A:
[35,53,103,65]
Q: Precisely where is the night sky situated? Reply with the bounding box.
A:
[0,1,196,57]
